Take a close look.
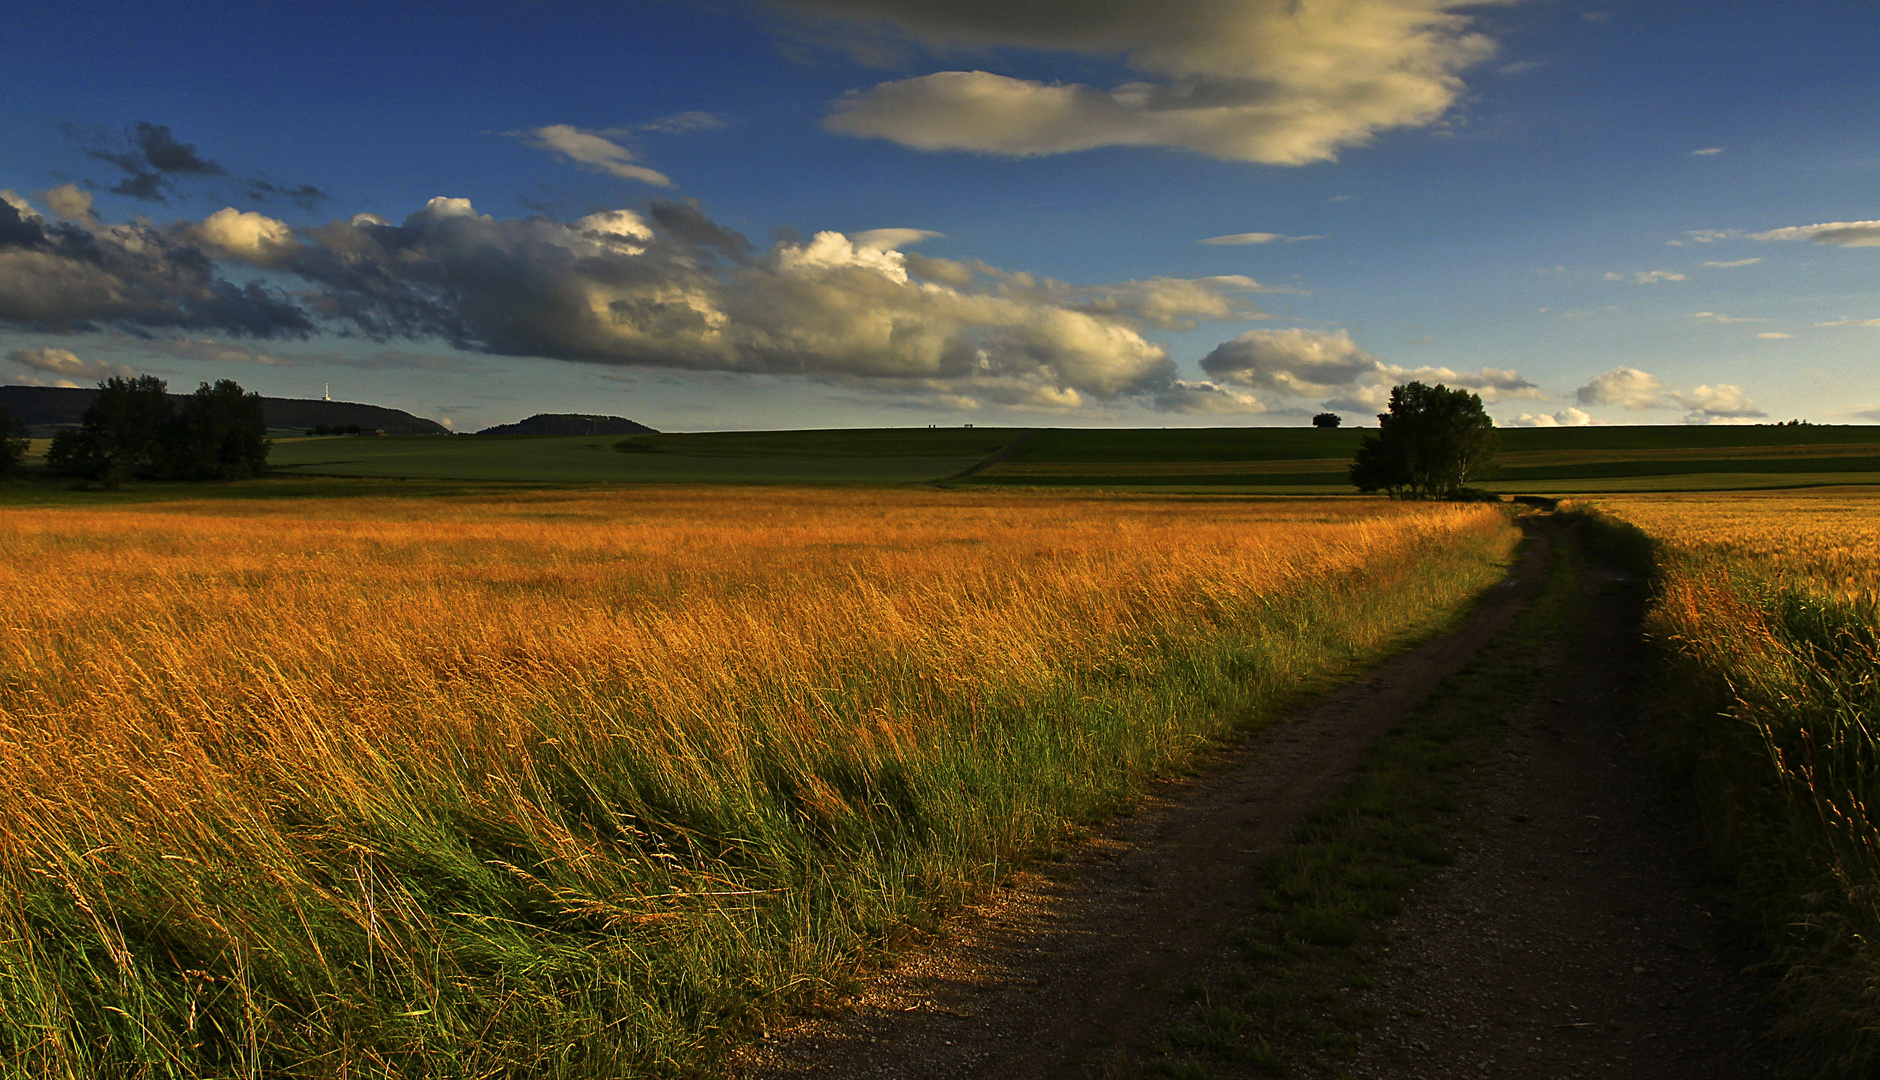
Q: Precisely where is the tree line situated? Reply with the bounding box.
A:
[0,376,270,487]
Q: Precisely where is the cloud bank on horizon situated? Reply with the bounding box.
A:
[3,177,1853,423]
[0,188,1309,414]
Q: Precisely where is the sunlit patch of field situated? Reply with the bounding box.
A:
[1581,489,1880,1074]
[0,487,1516,1076]
[1593,487,1880,601]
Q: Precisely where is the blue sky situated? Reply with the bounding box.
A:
[3,0,1878,431]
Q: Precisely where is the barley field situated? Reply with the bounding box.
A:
[0,488,1516,1078]
[1583,490,1880,1074]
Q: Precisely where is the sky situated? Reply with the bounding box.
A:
[2,0,1878,433]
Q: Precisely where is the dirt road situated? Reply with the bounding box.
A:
[732,521,1776,1078]
[1348,537,1775,1079]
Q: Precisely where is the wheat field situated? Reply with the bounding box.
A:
[0,487,1516,1077]
[1590,489,1880,601]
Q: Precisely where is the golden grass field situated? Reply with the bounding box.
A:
[0,487,1517,1077]
[1583,490,1880,1074]
[1591,488,1880,600]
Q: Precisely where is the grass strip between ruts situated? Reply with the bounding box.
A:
[1122,522,1583,1078]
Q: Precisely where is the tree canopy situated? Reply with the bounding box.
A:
[1311,412,1342,429]
[0,406,24,478]
[1348,382,1499,499]
[47,376,270,486]
[164,380,271,481]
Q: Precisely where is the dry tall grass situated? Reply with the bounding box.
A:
[0,487,1515,1077]
[1584,491,1880,1074]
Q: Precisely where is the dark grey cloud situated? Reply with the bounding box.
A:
[0,197,313,337]
[1202,327,1542,408]
[66,121,330,211]
[241,175,331,210]
[73,121,226,203]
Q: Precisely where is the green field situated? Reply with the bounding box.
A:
[968,425,1880,494]
[267,428,1023,484]
[28,422,1880,493]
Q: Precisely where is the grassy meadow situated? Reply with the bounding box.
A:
[263,428,1024,484]
[232,423,1880,493]
[1575,491,1880,1074]
[0,487,1517,1078]
[973,426,1880,494]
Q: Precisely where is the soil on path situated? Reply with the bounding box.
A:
[1347,530,1776,1079]
[731,520,1776,1079]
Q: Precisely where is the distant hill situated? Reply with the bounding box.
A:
[0,385,449,436]
[475,413,657,436]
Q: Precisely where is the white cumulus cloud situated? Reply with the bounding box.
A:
[1575,367,1765,422]
[806,0,1506,165]
[190,207,299,265]
[1508,407,1593,427]
[1575,367,1664,410]
[1674,383,1764,422]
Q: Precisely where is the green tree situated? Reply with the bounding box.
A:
[1348,382,1499,499]
[161,379,270,480]
[0,405,25,477]
[46,374,174,486]
[1311,412,1343,429]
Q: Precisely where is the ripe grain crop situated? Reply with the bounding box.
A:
[1580,491,1880,1075]
[0,487,1515,1078]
